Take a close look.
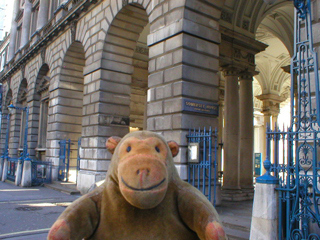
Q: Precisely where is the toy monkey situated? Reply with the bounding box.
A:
[48,131,226,240]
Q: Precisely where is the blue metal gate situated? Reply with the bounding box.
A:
[186,128,218,206]
[31,160,52,186]
[58,139,71,182]
[7,158,18,182]
[267,0,320,238]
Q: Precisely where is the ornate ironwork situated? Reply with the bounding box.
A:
[267,0,320,238]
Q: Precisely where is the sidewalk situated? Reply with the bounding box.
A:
[0,181,252,240]
[216,200,252,240]
[0,181,80,240]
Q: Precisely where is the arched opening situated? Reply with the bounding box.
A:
[104,3,149,133]
[57,41,85,182]
[254,4,293,166]
[16,79,28,157]
[34,64,50,160]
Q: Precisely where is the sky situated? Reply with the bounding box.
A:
[0,0,14,40]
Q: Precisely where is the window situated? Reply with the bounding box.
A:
[19,102,27,149]
[30,5,39,35]
[1,51,6,70]
[15,26,22,52]
[38,99,49,149]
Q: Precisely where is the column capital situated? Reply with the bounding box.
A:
[256,93,286,117]
[220,66,241,77]
[239,70,258,81]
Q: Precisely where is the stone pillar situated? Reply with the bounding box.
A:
[239,72,254,190]
[20,0,33,49]
[8,0,20,61]
[21,158,32,187]
[1,158,8,181]
[256,94,285,163]
[217,99,224,174]
[36,0,50,31]
[15,159,23,185]
[0,158,3,180]
[222,67,240,190]
[250,160,279,240]
[147,33,220,180]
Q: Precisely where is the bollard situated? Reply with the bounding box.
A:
[0,157,3,180]
[2,157,8,181]
[15,158,23,186]
[250,159,279,240]
[21,157,32,187]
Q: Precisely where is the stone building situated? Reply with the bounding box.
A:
[0,0,317,195]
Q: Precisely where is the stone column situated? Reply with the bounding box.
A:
[36,0,50,31]
[8,0,20,61]
[222,67,240,190]
[20,0,33,49]
[239,72,254,189]
[256,94,284,161]
[217,99,224,174]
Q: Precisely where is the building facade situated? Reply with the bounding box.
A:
[0,0,318,195]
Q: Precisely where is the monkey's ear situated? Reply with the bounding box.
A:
[106,136,122,154]
[167,141,179,157]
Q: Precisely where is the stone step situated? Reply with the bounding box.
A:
[44,181,80,195]
[224,226,249,240]
[223,221,250,240]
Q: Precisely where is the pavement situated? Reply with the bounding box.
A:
[0,181,252,240]
[0,181,80,240]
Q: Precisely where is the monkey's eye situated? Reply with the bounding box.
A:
[126,146,131,152]
[155,146,160,153]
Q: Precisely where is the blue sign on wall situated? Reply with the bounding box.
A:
[182,99,219,116]
[254,153,262,176]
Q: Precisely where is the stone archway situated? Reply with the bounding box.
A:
[77,0,224,193]
[29,64,50,160]
[48,41,85,182]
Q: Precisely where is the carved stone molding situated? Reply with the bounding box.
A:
[41,48,46,64]
[135,46,149,56]
[70,20,77,43]
[122,0,128,7]
[20,64,26,79]
[221,10,233,23]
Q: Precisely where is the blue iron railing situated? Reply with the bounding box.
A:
[187,127,218,206]
[31,160,52,186]
[58,139,71,182]
[267,0,320,238]
[7,157,18,182]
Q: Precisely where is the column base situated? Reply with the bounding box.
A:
[77,170,106,194]
[222,188,254,201]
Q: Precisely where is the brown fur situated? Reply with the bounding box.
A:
[48,131,226,240]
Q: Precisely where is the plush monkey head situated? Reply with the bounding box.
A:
[106,131,179,209]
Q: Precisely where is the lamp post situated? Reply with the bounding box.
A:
[0,113,10,181]
[8,103,29,159]
[8,103,30,186]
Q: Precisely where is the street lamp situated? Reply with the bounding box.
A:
[8,103,29,159]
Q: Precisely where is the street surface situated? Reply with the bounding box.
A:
[0,181,80,239]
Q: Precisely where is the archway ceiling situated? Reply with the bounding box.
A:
[221,0,293,106]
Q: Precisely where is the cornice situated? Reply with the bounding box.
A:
[1,0,99,83]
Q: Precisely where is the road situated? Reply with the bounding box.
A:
[0,181,80,240]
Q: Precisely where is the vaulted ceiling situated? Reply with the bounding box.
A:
[220,0,294,111]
